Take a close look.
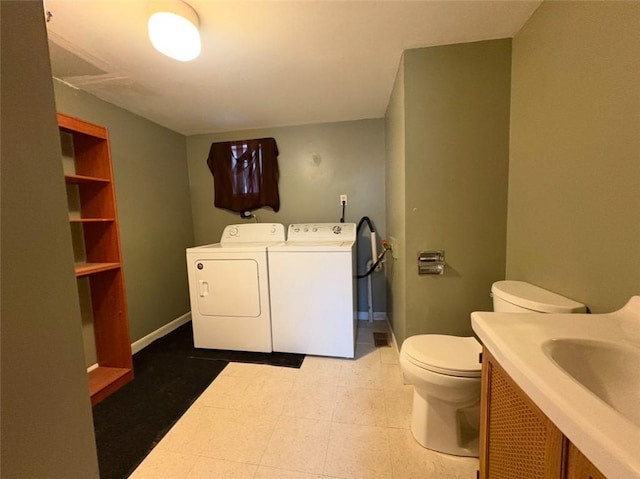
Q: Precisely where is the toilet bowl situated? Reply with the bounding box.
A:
[400,335,482,457]
[399,280,586,457]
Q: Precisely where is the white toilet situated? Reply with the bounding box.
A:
[399,280,586,457]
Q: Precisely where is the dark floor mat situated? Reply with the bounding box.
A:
[92,321,305,479]
[93,354,226,479]
[143,322,305,368]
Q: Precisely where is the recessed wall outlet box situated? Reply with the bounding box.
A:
[389,236,398,260]
[340,194,347,205]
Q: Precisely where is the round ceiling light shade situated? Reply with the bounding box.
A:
[148,0,201,62]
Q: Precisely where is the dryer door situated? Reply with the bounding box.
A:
[193,259,261,317]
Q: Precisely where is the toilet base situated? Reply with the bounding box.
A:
[410,391,480,457]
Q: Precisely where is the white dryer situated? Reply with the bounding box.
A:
[186,223,285,352]
[268,223,357,358]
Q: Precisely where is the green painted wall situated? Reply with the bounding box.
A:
[1,2,99,476]
[186,119,387,314]
[386,40,512,345]
[508,1,640,312]
[53,83,195,343]
[385,55,408,342]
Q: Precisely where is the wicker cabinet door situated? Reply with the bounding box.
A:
[565,443,606,479]
[480,349,565,479]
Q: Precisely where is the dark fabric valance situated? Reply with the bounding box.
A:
[206,137,280,213]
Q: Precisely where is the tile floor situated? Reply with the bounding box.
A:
[130,321,478,479]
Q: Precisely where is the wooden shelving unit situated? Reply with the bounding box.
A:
[58,112,133,406]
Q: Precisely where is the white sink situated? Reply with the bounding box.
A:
[543,338,640,428]
[471,296,640,479]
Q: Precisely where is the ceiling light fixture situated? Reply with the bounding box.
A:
[147,0,201,62]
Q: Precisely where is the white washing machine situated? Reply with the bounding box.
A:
[268,223,357,358]
[186,223,285,352]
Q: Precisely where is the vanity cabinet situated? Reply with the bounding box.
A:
[565,443,607,479]
[479,348,606,479]
[58,113,133,405]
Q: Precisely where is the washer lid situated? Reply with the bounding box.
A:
[402,335,482,377]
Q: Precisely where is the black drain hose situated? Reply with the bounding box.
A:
[356,248,389,279]
[355,216,388,279]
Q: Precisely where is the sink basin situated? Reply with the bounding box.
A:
[543,338,640,428]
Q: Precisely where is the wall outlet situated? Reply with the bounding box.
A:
[340,194,347,205]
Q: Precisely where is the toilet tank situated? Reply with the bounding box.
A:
[491,280,587,313]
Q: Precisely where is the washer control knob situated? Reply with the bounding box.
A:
[228,226,239,236]
[312,227,318,232]
[304,227,309,232]
[294,227,300,232]
[332,225,342,234]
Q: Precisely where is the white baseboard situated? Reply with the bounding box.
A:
[356,311,388,321]
[131,312,192,355]
[87,363,99,373]
[87,310,391,373]
[386,318,400,354]
[87,312,192,373]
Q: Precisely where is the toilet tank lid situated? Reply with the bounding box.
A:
[492,280,587,313]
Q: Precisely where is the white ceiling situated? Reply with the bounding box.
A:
[45,0,541,136]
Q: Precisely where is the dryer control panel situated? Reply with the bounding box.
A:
[287,223,356,242]
[220,223,285,244]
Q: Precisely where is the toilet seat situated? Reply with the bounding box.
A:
[402,335,482,378]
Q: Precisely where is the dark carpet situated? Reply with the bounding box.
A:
[92,321,305,479]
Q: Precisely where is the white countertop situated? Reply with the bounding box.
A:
[471,296,640,479]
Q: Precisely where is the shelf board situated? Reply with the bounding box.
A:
[65,174,110,184]
[57,113,108,140]
[88,366,133,406]
[75,262,120,277]
[69,217,115,223]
